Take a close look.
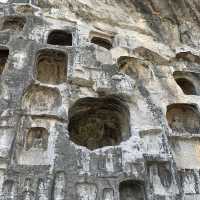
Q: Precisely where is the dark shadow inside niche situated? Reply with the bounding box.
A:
[68,96,130,150]
[173,71,197,95]
[119,180,145,200]
[166,104,200,134]
[0,48,9,74]
[91,36,112,50]
[25,127,48,151]
[36,49,67,84]
[47,30,72,46]
[2,16,26,31]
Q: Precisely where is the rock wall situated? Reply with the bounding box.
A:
[0,0,200,199]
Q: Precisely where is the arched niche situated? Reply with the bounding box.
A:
[47,30,72,46]
[0,48,9,74]
[68,96,130,150]
[119,180,145,200]
[117,56,151,80]
[1,16,26,31]
[166,104,200,134]
[36,49,67,84]
[25,127,48,151]
[173,71,197,95]
[22,85,62,114]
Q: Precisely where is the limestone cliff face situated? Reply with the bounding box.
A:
[0,0,200,199]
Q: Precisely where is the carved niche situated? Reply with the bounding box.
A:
[68,96,130,150]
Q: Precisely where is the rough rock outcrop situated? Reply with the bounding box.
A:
[0,0,200,199]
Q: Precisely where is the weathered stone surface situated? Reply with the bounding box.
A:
[0,0,200,199]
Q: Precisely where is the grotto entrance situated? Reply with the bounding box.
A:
[0,49,9,74]
[68,96,130,150]
[36,49,67,84]
[47,30,72,46]
[166,104,200,134]
[119,180,145,200]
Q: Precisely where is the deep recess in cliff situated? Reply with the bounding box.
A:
[0,0,200,199]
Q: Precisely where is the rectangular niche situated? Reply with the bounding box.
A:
[139,128,163,156]
[16,116,58,166]
[119,180,145,200]
[1,16,26,31]
[36,49,67,85]
[170,137,200,169]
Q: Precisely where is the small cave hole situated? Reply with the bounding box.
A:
[0,48,9,74]
[25,127,48,151]
[119,180,145,200]
[47,30,72,46]
[175,78,196,95]
[2,16,26,31]
[68,96,130,150]
[166,104,200,134]
[91,36,112,50]
[36,49,67,84]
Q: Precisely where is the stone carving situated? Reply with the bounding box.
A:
[68,96,130,150]
[167,104,200,134]
[103,188,114,200]
[76,183,97,200]
[2,180,15,199]
[22,85,62,114]
[157,164,172,188]
[36,49,67,84]
[1,16,26,31]
[25,127,48,150]
[182,170,196,194]
[37,179,48,200]
[1,0,200,199]
[23,179,34,200]
[117,56,152,81]
[53,172,65,200]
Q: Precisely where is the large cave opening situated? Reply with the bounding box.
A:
[68,96,130,150]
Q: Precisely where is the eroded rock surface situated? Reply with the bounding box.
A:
[0,0,200,199]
